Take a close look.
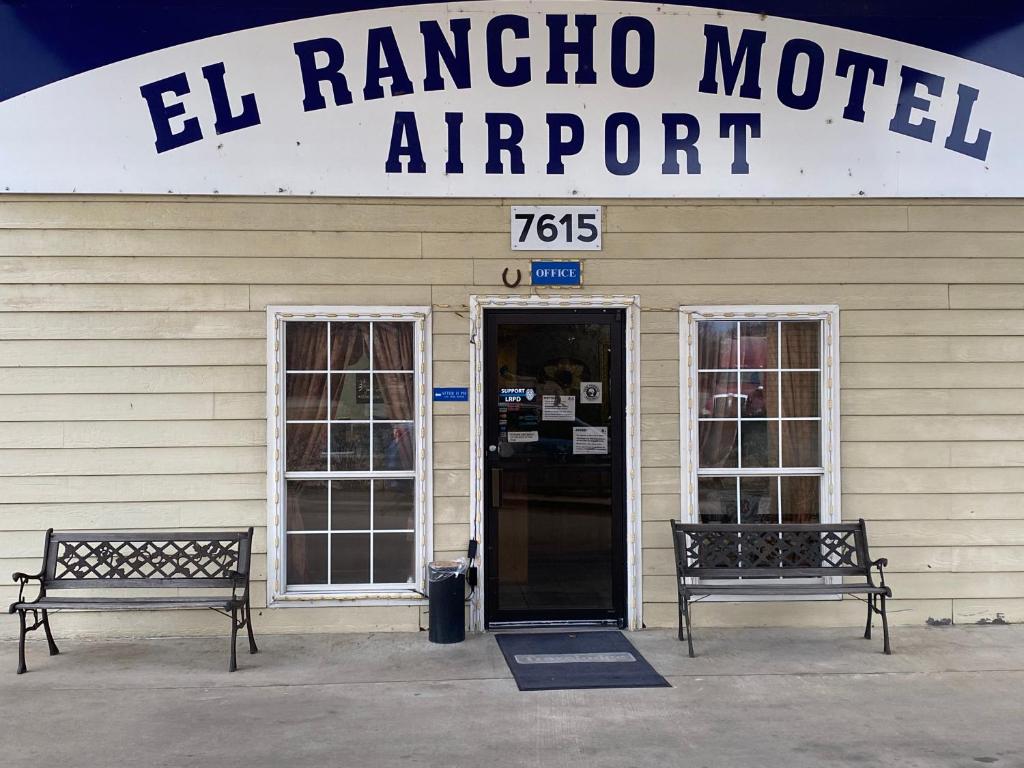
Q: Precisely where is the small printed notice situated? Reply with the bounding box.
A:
[580,382,603,404]
[542,395,576,421]
[573,427,609,455]
[507,431,539,443]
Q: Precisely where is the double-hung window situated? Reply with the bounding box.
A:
[267,308,431,602]
[680,307,840,529]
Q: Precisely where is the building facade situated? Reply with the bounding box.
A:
[1,2,1022,637]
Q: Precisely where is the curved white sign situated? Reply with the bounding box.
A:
[0,2,1018,196]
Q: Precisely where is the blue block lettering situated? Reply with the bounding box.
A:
[485,113,525,174]
[293,38,353,112]
[139,73,203,154]
[546,113,585,174]
[611,17,655,88]
[698,25,765,99]
[944,84,991,161]
[487,15,531,88]
[836,49,887,123]
[201,62,260,135]
[889,66,944,143]
[777,39,824,111]
[421,19,472,92]
[605,113,640,176]
[546,14,597,85]
[445,112,465,174]
[364,26,414,100]
[385,112,426,173]
[720,113,761,174]
[662,114,701,174]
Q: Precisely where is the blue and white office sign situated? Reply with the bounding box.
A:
[531,260,583,287]
[1,2,1023,197]
[433,387,469,402]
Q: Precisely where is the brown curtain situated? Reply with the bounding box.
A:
[780,322,820,469]
[286,322,372,472]
[371,323,415,469]
[698,323,737,469]
[780,322,821,522]
[285,323,329,472]
[330,322,370,373]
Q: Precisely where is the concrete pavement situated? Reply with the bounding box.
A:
[1,625,1022,768]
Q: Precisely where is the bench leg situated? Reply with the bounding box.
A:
[229,605,239,672]
[863,594,873,640]
[16,609,27,674]
[677,596,685,642]
[41,610,59,656]
[880,594,892,655]
[245,599,258,655]
[682,597,695,658]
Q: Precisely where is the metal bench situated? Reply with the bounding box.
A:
[9,528,258,673]
[670,520,892,656]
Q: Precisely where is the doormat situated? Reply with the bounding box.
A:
[495,631,670,691]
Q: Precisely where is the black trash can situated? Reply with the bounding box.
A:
[427,560,466,644]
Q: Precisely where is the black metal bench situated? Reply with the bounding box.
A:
[9,528,258,673]
[670,520,892,656]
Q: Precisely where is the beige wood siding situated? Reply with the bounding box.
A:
[1,197,1022,637]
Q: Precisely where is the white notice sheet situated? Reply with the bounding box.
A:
[542,395,576,421]
[573,426,608,454]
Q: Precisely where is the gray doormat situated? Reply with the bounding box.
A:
[495,631,671,691]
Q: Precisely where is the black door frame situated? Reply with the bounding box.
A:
[482,307,628,628]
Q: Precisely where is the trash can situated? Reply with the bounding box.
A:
[427,559,467,644]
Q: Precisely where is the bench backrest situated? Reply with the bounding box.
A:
[671,521,873,580]
[39,529,254,590]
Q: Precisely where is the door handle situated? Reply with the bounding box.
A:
[491,467,502,508]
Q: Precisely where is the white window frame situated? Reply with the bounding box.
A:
[679,305,841,600]
[265,306,432,607]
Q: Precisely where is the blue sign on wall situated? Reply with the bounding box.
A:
[433,387,469,402]
[531,261,582,287]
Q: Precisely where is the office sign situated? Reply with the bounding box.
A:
[512,207,602,251]
[0,1,1022,197]
[531,260,583,287]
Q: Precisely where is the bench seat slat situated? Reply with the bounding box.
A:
[683,582,888,596]
[46,578,239,590]
[685,566,866,579]
[13,596,240,611]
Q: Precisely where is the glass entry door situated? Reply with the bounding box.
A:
[483,308,626,627]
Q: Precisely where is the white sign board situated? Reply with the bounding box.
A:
[0,1,1020,196]
[511,206,602,250]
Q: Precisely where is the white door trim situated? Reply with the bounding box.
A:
[468,294,642,631]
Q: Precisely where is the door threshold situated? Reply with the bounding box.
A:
[488,620,622,632]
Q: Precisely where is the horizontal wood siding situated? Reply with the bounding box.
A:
[1,197,1023,637]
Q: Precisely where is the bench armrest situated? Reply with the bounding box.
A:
[870,558,889,591]
[10,570,45,609]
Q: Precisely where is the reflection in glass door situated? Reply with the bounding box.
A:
[483,309,626,627]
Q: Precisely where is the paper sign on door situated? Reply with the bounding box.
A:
[573,427,608,454]
[507,431,539,443]
[542,395,576,421]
